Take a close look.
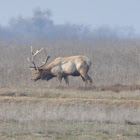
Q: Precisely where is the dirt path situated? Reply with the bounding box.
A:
[56,84,140,92]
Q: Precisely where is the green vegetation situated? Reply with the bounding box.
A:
[1,119,140,140]
[0,88,140,140]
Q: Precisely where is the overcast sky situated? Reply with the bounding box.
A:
[0,0,140,33]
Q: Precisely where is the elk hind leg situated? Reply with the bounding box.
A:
[87,75,92,86]
[81,76,87,87]
[79,68,90,87]
[80,73,88,87]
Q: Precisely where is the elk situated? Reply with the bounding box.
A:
[27,47,92,86]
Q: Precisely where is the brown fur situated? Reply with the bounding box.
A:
[31,55,92,86]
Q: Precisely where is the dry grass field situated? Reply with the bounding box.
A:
[1,40,140,139]
[0,86,140,140]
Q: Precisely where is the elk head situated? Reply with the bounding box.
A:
[27,46,50,82]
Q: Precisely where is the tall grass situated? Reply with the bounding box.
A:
[1,40,140,88]
[0,88,140,124]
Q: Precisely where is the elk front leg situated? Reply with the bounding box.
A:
[64,76,69,86]
[57,74,62,85]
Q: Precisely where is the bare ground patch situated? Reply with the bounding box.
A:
[55,84,140,92]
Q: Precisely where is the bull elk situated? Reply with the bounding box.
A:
[27,47,92,86]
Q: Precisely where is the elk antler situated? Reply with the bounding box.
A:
[27,46,50,69]
[39,49,50,68]
[27,46,43,69]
